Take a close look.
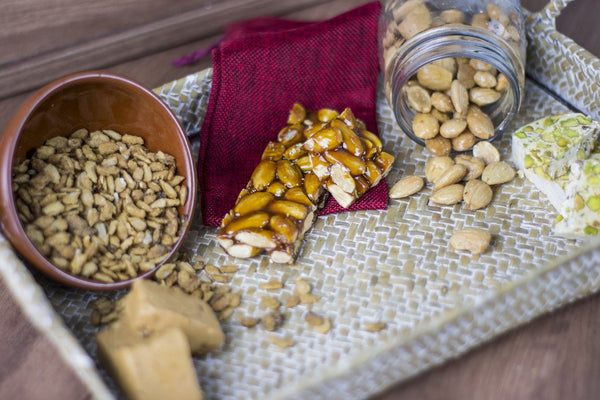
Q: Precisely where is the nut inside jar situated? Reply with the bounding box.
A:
[380,0,525,153]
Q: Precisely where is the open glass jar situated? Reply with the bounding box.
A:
[380,0,526,155]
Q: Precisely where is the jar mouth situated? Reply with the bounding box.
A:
[386,25,525,148]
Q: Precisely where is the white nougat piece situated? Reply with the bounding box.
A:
[512,113,600,211]
[555,152,600,236]
[512,113,600,236]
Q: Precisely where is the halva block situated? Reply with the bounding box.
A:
[121,279,224,354]
[97,325,203,400]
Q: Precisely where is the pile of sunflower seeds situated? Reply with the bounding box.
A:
[12,128,188,283]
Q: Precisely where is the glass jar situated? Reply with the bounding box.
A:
[379,0,526,154]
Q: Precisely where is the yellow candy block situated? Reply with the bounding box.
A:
[97,326,203,400]
[121,279,224,354]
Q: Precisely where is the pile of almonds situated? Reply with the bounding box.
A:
[390,140,515,255]
[407,62,503,155]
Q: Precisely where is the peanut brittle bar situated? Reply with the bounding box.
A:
[217,104,394,263]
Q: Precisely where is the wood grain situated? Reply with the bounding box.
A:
[372,293,600,400]
[0,0,333,100]
[0,276,91,400]
[0,0,208,66]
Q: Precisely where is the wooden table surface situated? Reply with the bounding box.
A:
[1,0,599,399]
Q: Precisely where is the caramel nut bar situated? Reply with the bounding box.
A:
[217,104,325,263]
[217,104,394,263]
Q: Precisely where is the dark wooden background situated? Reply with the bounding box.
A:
[1,1,599,399]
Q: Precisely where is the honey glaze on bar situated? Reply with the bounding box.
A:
[217,104,395,264]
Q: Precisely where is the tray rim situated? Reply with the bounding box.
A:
[0,234,115,400]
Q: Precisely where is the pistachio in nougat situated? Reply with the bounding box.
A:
[121,279,224,354]
[512,113,600,237]
[97,325,203,400]
[555,152,600,236]
[512,113,600,210]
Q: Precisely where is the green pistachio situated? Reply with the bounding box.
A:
[541,132,555,142]
[577,115,592,124]
[587,195,600,211]
[563,128,579,138]
[514,131,527,139]
[543,117,556,127]
[588,176,600,186]
[584,162,594,175]
[533,166,551,180]
[560,117,579,127]
[556,173,570,182]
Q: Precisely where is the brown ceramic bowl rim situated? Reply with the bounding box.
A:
[0,71,197,291]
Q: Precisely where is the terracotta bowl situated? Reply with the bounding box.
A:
[0,71,197,290]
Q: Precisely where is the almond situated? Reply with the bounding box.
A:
[389,175,425,199]
[397,3,432,40]
[450,79,469,116]
[481,161,516,185]
[451,130,476,152]
[425,156,454,183]
[429,183,464,205]
[467,105,495,140]
[251,160,277,190]
[417,64,453,91]
[454,154,485,181]
[472,141,501,165]
[425,135,451,156]
[323,149,367,176]
[430,91,454,113]
[449,227,491,255]
[469,87,501,107]
[463,179,493,210]
[440,118,467,139]
[433,163,467,190]
[405,84,432,113]
[412,112,440,139]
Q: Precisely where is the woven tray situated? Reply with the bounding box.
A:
[2,0,600,399]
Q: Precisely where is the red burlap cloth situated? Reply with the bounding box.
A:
[198,2,386,227]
